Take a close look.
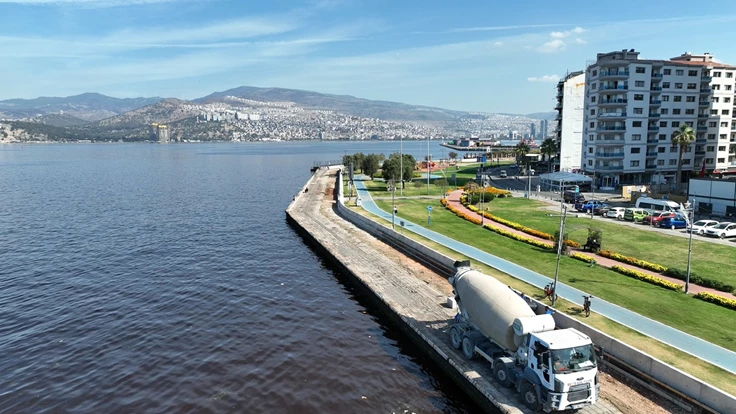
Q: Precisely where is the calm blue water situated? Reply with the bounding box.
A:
[0,142,478,413]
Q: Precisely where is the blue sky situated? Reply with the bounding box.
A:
[2,0,736,114]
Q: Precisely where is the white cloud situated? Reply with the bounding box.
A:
[0,0,181,5]
[550,26,585,38]
[424,23,570,35]
[494,41,503,46]
[528,75,560,83]
[538,39,566,53]
[575,38,587,44]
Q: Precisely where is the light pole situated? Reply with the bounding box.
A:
[481,183,486,225]
[685,200,694,293]
[590,171,596,219]
[400,135,403,196]
[427,135,431,195]
[552,205,568,307]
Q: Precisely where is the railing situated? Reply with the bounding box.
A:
[599,112,627,117]
[645,164,657,169]
[596,165,624,170]
[600,71,630,78]
[650,100,662,105]
[647,138,659,143]
[652,73,663,78]
[595,152,625,157]
[648,113,660,118]
[698,113,709,118]
[697,126,708,131]
[696,138,707,143]
[700,88,712,93]
[648,126,660,131]
[599,98,628,104]
[646,152,658,157]
[695,150,706,155]
[699,101,710,106]
[701,75,712,81]
[650,87,663,91]
[600,84,628,90]
[598,126,626,131]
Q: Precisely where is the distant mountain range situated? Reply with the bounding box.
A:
[0,87,555,124]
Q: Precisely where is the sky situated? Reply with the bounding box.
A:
[3,0,736,114]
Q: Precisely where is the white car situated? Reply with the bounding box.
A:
[687,220,719,235]
[605,207,626,220]
[704,222,736,239]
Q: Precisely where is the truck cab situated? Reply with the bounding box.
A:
[526,330,599,412]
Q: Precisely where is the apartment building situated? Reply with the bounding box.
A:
[555,71,585,172]
[582,49,736,189]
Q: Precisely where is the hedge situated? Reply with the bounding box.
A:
[483,225,555,250]
[599,250,668,273]
[570,252,597,265]
[694,292,736,311]
[610,265,682,291]
[663,268,736,293]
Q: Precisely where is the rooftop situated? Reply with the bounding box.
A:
[590,49,736,69]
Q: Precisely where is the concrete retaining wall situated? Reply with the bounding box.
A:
[337,170,735,414]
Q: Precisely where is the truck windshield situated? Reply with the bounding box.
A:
[551,345,597,374]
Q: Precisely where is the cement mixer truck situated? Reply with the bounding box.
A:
[448,261,599,412]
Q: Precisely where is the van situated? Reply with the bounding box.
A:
[564,190,585,204]
[499,170,507,178]
[635,197,681,212]
[624,208,651,223]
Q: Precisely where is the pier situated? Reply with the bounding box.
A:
[286,167,619,414]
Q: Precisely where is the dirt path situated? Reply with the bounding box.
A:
[446,189,734,298]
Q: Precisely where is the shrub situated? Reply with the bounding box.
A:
[663,268,736,293]
[440,198,447,207]
[694,292,736,311]
[484,225,554,250]
[599,250,668,273]
[610,265,682,291]
[570,252,597,264]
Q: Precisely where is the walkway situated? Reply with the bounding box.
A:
[352,177,736,376]
[445,190,734,298]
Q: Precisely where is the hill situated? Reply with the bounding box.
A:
[195,86,470,122]
[34,113,89,127]
[0,93,163,121]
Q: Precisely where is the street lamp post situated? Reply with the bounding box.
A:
[685,200,694,293]
[427,136,431,195]
[400,136,403,196]
[590,171,596,219]
[552,205,568,307]
[392,175,396,230]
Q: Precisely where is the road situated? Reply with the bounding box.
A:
[352,176,736,376]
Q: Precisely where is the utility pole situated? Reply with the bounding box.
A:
[552,205,568,307]
[392,174,396,230]
[685,200,694,293]
[427,135,431,195]
[590,171,596,219]
[400,135,403,196]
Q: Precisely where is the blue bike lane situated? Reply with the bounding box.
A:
[352,177,736,375]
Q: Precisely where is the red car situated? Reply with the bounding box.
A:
[642,211,675,225]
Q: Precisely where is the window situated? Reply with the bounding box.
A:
[711,109,718,115]
[661,108,669,114]
[674,95,682,102]
[591,96,596,102]
[726,97,731,103]
[726,85,732,91]
[722,122,729,128]
[672,121,680,127]
[688,70,698,76]
[673,109,681,115]
[630,147,641,154]
[633,121,642,127]
[590,109,595,115]
[720,134,727,140]
[706,158,714,164]
[713,71,722,77]
[590,122,595,128]
[726,72,733,78]
[685,109,695,115]
[632,134,641,141]
[657,159,665,165]
[589,134,594,141]
[635,80,645,87]
[707,146,715,151]
[685,121,693,127]
[589,147,593,153]
[659,121,667,127]
[713,84,720,90]
[636,67,646,74]
[658,147,665,153]
[718,158,725,163]
[683,159,691,165]
[723,109,731,115]
[709,121,717,127]
[588,160,593,166]
[674,83,683,89]
[662,82,670,88]
[658,134,666,140]
[712,97,720,103]
[687,83,697,89]
[592,70,598,76]
[676,69,684,76]
[630,160,640,166]
[634,108,643,114]
[708,134,716,139]
[592,83,597,90]
[634,94,644,101]
[669,159,677,165]
[719,146,726,151]
[670,147,677,153]
[686,96,695,102]
[664,69,671,75]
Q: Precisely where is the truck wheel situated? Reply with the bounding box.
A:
[461,336,476,360]
[449,326,462,350]
[493,360,512,388]
[520,381,541,411]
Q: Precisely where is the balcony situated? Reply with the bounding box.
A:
[645,164,657,170]
[696,137,707,143]
[700,88,712,94]
[596,164,624,171]
[597,138,626,146]
[698,113,709,118]
[595,152,625,158]
[599,70,629,79]
[646,152,658,158]
[650,86,663,92]
[651,73,663,78]
[599,98,628,106]
[599,112,627,118]
[647,138,659,143]
[555,102,562,110]
[649,100,662,105]
[648,113,660,118]
[699,101,710,106]
[648,126,660,131]
[695,150,706,155]
[701,75,712,82]
[598,126,626,132]
[697,126,708,131]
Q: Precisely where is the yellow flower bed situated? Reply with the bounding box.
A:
[600,250,667,273]
[610,265,682,291]
[570,252,596,264]
[483,225,554,250]
[445,201,482,224]
[694,292,736,311]
[440,198,447,207]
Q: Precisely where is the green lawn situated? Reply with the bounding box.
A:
[478,197,736,289]
[373,198,736,353]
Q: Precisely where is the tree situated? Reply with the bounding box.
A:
[449,151,458,162]
[381,153,416,186]
[671,124,695,191]
[361,154,380,179]
[353,152,366,173]
[541,138,558,173]
[515,140,530,166]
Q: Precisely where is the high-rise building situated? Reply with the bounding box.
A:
[583,49,736,188]
[540,119,549,139]
[555,71,586,172]
[158,125,169,143]
[529,122,536,139]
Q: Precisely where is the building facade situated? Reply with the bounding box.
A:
[582,49,736,189]
[555,71,585,172]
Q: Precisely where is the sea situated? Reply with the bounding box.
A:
[0,141,481,413]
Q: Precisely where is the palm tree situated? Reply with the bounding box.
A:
[671,124,695,191]
[515,140,530,170]
[540,138,558,173]
[448,151,458,163]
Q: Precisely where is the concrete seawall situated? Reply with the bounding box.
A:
[285,167,620,414]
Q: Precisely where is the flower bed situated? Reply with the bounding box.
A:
[483,225,554,250]
[663,268,735,294]
[570,252,596,265]
[694,292,736,311]
[599,250,667,273]
[610,265,682,291]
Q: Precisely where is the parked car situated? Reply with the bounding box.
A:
[594,204,610,216]
[687,220,720,235]
[642,211,676,226]
[575,199,603,213]
[563,190,585,204]
[704,222,736,239]
[499,170,507,178]
[606,207,626,220]
[659,214,688,230]
[623,208,651,223]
